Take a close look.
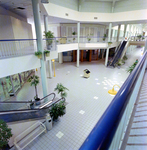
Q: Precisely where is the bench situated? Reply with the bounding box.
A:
[14,121,46,150]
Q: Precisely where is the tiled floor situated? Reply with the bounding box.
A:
[10,46,143,150]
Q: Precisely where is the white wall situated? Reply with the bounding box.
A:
[0,55,41,78]
[0,15,14,40]
[114,0,147,13]
[50,0,78,11]
[11,17,33,39]
[43,3,147,23]
[80,1,111,13]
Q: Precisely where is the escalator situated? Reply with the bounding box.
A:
[108,40,127,67]
[0,93,64,122]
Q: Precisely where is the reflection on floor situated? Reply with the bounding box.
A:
[10,46,143,150]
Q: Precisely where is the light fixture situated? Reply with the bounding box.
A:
[108,84,120,95]
[41,0,49,3]
[17,7,25,10]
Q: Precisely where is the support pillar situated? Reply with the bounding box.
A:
[44,15,52,78]
[59,52,63,63]
[108,23,112,42]
[129,25,132,38]
[32,0,48,97]
[77,22,80,67]
[117,24,121,42]
[10,76,16,97]
[123,24,127,38]
[105,48,109,66]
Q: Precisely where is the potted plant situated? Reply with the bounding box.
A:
[116,59,122,68]
[28,75,40,105]
[35,51,42,59]
[49,101,66,121]
[103,34,107,41]
[137,35,142,41]
[108,42,112,45]
[54,83,69,99]
[44,50,50,57]
[30,100,34,109]
[72,31,76,42]
[127,59,138,73]
[87,37,91,42]
[123,55,128,60]
[44,31,54,50]
[87,34,93,43]
[0,119,13,150]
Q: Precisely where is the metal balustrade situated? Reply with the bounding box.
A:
[79,49,147,150]
[0,36,125,59]
[0,39,37,59]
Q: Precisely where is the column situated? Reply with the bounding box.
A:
[123,24,127,38]
[105,48,109,66]
[59,52,63,63]
[32,0,48,97]
[129,24,132,37]
[117,24,121,42]
[10,76,16,97]
[108,23,112,42]
[77,22,80,67]
[44,15,53,78]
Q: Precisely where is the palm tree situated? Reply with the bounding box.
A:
[28,75,40,99]
[54,83,69,98]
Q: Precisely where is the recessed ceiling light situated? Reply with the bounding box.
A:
[17,7,25,10]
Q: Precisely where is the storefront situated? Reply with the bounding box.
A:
[0,70,34,101]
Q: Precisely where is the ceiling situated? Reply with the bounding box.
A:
[0,0,147,30]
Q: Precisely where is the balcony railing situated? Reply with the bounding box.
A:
[0,37,125,59]
[79,45,147,149]
[0,39,37,59]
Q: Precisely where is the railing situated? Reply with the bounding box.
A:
[79,50,147,150]
[55,36,119,44]
[0,92,56,112]
[129,36,146,41]
[0,39,37,59]
[0,37,123,59]
[0,93,67,123]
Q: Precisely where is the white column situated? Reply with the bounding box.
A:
[129,25,132,37]
[112,29,115,41]
[44,15,52,78]
[123,24,127,38]
[77,22,80,67]
[108,23,112,42]
[105,48,109,66]
[59,52,63,63]
[32,0,48,97]
[117,24,121,42]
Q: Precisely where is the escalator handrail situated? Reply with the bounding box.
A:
[0,97,65,113]
[108,40,124,66]
[79,50,147,150]
[0,92,56,104]
[111,40,127,66]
